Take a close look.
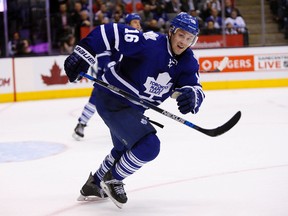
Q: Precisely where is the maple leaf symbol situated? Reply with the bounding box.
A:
[143,72,172,98]
[41,61,69,85]
[143,31,159,41]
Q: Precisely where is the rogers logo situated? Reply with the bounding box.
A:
[225,58,253,70]
[199,56,254,72]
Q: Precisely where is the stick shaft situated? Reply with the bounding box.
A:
[80,72,241,137]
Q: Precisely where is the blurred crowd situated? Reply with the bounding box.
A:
[1,0,250,57]
[268,0,288,39]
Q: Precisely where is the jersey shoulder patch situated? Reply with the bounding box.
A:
[143,31,159,41]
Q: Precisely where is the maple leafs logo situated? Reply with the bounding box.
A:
[41,61,69,85]
[144,72,172,98]
[168,58,178,68]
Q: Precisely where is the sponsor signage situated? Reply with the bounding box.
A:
[199,53,288,72]
[254,54,288,71]
[195,34,244,49]
[199,55,254,72]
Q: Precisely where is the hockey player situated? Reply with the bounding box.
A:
[64,12,204,208]
[73,13,142,140]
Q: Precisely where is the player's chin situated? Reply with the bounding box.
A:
[173,48,185,55]
[173,45,187,55]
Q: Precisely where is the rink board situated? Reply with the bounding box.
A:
[0,46,288,102]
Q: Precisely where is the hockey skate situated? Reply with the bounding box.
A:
[72,123,86,141]
[77,172,108,201]
[100,170,127,209]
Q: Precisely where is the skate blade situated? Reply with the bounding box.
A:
[72,133,83,141]
[77,194,107,202]
[100,182,124,209]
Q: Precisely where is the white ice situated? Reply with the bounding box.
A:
[1,87,288,216]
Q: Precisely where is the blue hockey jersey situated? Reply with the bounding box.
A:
[81,23,202,109]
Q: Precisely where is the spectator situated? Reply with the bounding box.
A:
[145,19,162,32]
[225,21,238,34]
[8,31,22,56]
[146,0,164,14]
[201,20,222,35]
[94,3,111,25]
[150,0,169,31]
[224,0,241,18]
[113,3,125,17]
[164,0,180,14]
[79,9,91,26]
[205,8,222,29]
[52,2,73,48]
[70,1,83,28]
[225,8,246,33]
[7,0,22,36]
[200,0,221,21]
[60,34,76,54]
[268,0,279,21]
[138,4,154,31]
[74,9,91,41]
[15,39,36,56]
[273,0,288,33]
[111,11,125,24]
[207,0,221,11]
[180,0,196,12]
[80,0,89,11]
[111,3,126,23]
[92,0,103,13]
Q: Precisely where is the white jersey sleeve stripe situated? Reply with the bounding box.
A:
[113,23,120,51]
[97,51,111,58]
[100,24,111,50]
[110,66,140,95]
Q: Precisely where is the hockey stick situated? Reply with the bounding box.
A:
[80,72,241,137]
[200,56,229,73]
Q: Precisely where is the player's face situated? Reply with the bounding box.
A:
[170,29,196,55]
[129,20,142,31]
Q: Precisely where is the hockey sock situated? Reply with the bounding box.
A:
[112,133,160,180]
[78,102,96,125]
[94,148,124,187]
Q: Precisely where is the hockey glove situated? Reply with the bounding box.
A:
[174,86,205,114]
[64,43,96,82]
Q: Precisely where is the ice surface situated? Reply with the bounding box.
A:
[1,88,288,216]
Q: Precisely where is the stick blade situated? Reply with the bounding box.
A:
[198,111,241,137]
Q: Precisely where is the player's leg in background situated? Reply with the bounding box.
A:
[73,88,97,140]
